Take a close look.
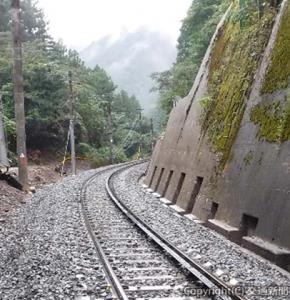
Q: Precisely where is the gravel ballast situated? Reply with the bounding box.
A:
[111,163,290,300]
[0,167,111,300]
[2,161,290,300]
[85,165,210,299]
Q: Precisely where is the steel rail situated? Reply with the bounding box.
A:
[80,162,140,300]
[106,163,246,300]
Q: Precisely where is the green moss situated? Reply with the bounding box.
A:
[201,4,275,168]
[262,3,290,94]
[244,151,254,166]
[250,95,290,143]
[199,96,212,120]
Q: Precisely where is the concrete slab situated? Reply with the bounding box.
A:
[170,205,186,215]
[193,219,206,225]
[207,219,242,243]
[152,192,161,198]
[184,214,199,221]
[160,198,171,205]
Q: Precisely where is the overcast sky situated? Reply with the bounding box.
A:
[37,0,192,51]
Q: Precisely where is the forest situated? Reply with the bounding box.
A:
[0,0,153,167]
[0,0,282,167]
[152,0,230,116]
[152,0,282,118]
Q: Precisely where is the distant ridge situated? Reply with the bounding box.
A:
[80,28,177,112]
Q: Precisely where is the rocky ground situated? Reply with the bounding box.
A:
[0,160,91,223]
[0,180,25,223]
[111,163,290,300]
[1,161,290,300]
[0,166,110,300]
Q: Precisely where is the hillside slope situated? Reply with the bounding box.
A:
[145,0,290,269]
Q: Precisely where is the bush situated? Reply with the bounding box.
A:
[89,146,128,168]
[76,143,94,157]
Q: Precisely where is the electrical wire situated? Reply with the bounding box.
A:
[113,117,140,157]
[60,123,71,177]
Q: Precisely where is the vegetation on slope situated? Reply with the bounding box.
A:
[0,0,152,166]
[250,95,290,143]
[201,2,276,167]
[262,2,290,93]
[152,0,285,166]
[250,3,290,143]
[151,0,230,117]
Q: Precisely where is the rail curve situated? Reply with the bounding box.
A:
[80,161,245,300]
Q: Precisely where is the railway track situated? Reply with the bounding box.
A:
[80,162,245,300]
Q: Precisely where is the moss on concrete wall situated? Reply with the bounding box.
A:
[201,4,275,168]
[250,93,290,142]
[262,3,290,94]
[250,3,290,144]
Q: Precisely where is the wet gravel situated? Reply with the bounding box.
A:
[0,167,111,300]
[2,161,290,300]
[111,163,290,300]
[84,166,210,299]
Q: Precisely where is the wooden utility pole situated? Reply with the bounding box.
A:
[107,99,113,164]
[137,108,144,159]
[68,71,76,175]
[11,0,28,190]
[150,118,154,154]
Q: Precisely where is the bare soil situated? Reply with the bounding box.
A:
[0,160,92,223]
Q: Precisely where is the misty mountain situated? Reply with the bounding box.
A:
[80,28,177,112]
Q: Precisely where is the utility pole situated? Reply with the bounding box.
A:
[11,0,28,190]
[137,108,144,159]
[150,118,154,154]
[107,99,113,164]
[68,71,76,175]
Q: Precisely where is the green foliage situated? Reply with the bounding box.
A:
[151,0,230,116]
[200,3,275,167]
[113,90,140,119]
[0,0,47,41]
[89,146,128,168]
[199,96,212,120]
[151,0,280,165]
[0,0,153,164]
[262,3,290,93]
[250,95,290,143]
[2,115,16,150]
[76,142,130,168]
[76,143,94,156]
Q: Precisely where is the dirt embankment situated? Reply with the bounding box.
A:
[0,160,91,223]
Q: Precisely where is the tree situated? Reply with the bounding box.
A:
[151,0,230,117]
[0,0,150,166]
[0,0,46,40]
